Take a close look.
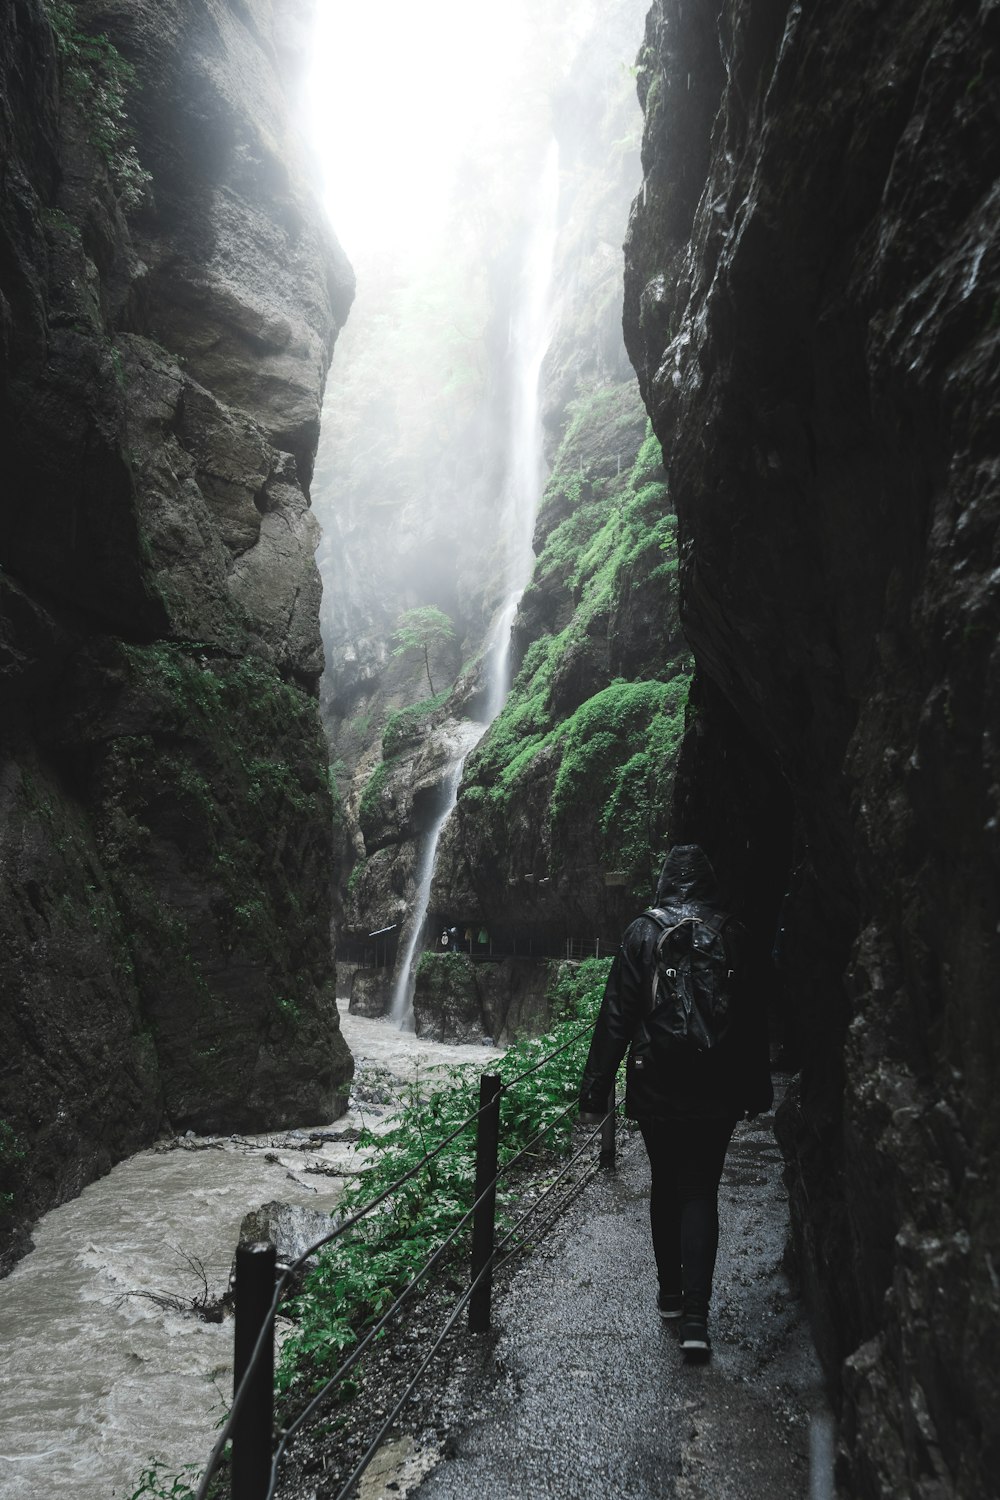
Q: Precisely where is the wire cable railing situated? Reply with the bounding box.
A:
[195,1022,619,1500]
[193,1091,496,1500]
[317,1117,611,1500]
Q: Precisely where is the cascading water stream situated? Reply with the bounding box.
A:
[484,137,561,723]
[388,139,561,1028]
[387,725,482,1028]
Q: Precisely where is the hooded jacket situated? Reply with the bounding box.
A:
[579,845,773,1120]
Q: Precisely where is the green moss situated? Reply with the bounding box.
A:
[457,392,687,887]
[462,626,571,796]
[359,758,401,828]
[382,691,449,759]
[633,425,665,485]
[549,677,688,871]
[415,948,475,983]
[41,206,82,241]
[275,995,301,1027]
[328,766,346,830]
[106,643,331,1019]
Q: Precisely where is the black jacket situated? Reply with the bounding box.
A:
[579,845,773,1121]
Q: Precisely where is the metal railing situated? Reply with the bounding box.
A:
[194,1027,618,1500]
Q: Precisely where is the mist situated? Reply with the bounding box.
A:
[305,0,648,878]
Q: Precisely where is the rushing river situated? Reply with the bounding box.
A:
[0,1005,501,1500]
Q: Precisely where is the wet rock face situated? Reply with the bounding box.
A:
[624,0,999,1492]
[0,0,354,1269]
[413,954,568,1046]
[442,382,689,947]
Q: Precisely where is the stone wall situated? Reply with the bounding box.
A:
[623,1,999,1492]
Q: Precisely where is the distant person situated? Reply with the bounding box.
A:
[579,844,773,1359]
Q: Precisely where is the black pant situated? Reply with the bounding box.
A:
[638,1116,736,1306]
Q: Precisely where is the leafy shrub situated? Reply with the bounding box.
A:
[277,958,612,1396]
[382,691,449,759]
[45,0,151,208]
[127,1458,200,1499]
[358,759,398,829]
[345,859,366,900]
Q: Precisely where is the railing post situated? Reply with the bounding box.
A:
[599,1088,616,1170]
[468,1073,502,1332]
[232,1241,276,1500]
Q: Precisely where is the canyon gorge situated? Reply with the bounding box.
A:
[1,0,998,1496]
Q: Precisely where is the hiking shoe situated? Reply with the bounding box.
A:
[657,1290,682,1321]
[680,1314,710,1362]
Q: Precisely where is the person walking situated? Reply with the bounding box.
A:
[579,843,773,1358]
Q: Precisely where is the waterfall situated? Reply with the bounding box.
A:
[388,139,560,1029]
[387,725,482,1028]
[484,137,561,722]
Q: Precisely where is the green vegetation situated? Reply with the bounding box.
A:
[108,644,333,1025]
[328,765,346,830]
[534,397,674,609]
[40,205,81,240]
[390,607,456,696]
[381,691,449,759]
[358,758,398,829]
[126,1457,208,1499]
[0,1121,26,1216]
[277,958,611,1398]
[345,710,374,742]
[415,947,473,979]
[551,677,688,875]
[459,394,689,887]
[44,0,151,208]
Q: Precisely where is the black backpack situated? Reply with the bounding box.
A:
[643,907,738,1052]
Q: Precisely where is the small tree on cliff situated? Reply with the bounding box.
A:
[390,606,456,696]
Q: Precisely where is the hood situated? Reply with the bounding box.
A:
[654,844,720,906]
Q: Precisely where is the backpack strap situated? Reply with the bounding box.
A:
[641,908,737,1004]
[642,909,703,1014]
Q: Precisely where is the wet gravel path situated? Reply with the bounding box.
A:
[278,1077,830,1500]
[405,1088,828,1500]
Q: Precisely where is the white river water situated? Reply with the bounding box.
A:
[0,1005,502,1500]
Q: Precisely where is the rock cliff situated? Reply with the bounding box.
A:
[441,385,689,945]
[624,1,999,1492]
[0,0,354,1270]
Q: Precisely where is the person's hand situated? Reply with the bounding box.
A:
[578,1109,604,1127]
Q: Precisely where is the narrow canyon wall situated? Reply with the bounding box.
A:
[0,0,354,1269]
[624,1,999,1493]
